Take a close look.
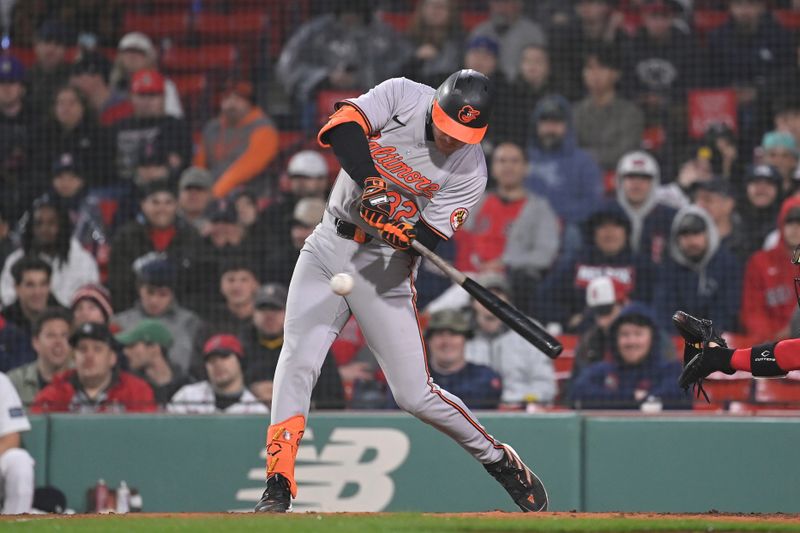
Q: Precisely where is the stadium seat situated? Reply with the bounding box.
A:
[123,12,190,42]
[692,377,752,410]
[194,12,268,42]
[316,90,361,126]
[461,12,487,32]
[693,10,728,39]
[754,378,800,405]
[171,73,208,122]
[380,12,411,32]
[776,10,800,30]
[160,44,238,74]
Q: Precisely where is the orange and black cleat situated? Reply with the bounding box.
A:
[484,444,549,512]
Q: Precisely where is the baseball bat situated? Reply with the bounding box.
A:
[411,240,563,359]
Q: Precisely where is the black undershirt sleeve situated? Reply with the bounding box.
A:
[413,219,444,254]
[322,122,379,188]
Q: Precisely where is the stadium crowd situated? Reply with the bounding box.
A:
[2,0,800,418]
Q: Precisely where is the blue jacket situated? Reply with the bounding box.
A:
[526,95,604,225]
[0,315,35,373]
[570,303,690,409]
[430,362,502,410]
[652,206,743,332]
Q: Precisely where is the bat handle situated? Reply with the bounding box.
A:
[411,240,466,285]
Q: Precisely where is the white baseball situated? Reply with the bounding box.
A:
[330,273,354,295]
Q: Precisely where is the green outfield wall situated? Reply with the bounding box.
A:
[20,413,800,513]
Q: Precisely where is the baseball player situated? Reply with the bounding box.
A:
[678,244,800,390]
[0,372,34,514]
[255,70,548,513]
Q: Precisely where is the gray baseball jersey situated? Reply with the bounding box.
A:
[269,78,504,504]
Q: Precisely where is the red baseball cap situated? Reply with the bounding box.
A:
[131,69,165,95]
[203,334,244,358]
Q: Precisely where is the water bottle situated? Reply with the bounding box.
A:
[115,481,130,514]
[94,479,109,513]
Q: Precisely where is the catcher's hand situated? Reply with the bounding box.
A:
[380,221,416,250]
[672,310,734,401]
[359,177,391,230]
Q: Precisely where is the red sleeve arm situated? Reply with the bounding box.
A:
[740,256,773,339]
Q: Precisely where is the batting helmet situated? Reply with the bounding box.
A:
[431,69,493,145]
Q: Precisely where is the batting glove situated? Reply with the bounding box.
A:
[381,221,416,250]
[359,177,391,230]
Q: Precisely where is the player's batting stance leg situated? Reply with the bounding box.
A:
[256,69,547,513]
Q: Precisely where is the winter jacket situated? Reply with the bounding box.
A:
[31,369,156,413]
[0,315,35,374]
[526,96,604,225]
[613,169,677,265]
[465,327,556,404]
[739,196,800,341]
[113,115,191,181]
[1,239,100,308]
[194,107,279,198]
[428,362,502,410]
[166,381,268,414]
[276,14,412,103]
[114,301,204,375]
[572,96,645,172]
[570,303,689,409]
[455,191,560,277]
[622,26,699,102]
[107,215,203,311]
[30,118,114,188]
[653,206,743,332]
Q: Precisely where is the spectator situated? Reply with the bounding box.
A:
[656,144,715,209]
[256,150,329,252]
[455,142,560,314]
[0,56,33,219]
[1,257,60,339]
[114,256,202,375]
[573,46,645,172]
[572,276,626,382]
[70,51,133,127]
[7,308,72,406]
[0,372,34,514]
[738,165,783,258]
[233,190,260,231]
[0,210,12,276]
[526,95,604,230]
[107,180,201,311]
[31,322,156,413]
[262,198,325,287]
[761,131,799,195]
[113,69,191,182]
[410,309,502,410]
[116,319,191,405]
[536,203,656,330]
[464,273,556,406]
[773,97,800,147]
[193,81,278,199]
[692,178,748,260]
[463,36,509,101]
[1,200,99,308]
[707,0,793,106]
[571,303,688,409]
[26,20,72,124]
[549,0,629,99]
[740,197,800,342]
[176,167,214,234]
[623,0,696,134]
[468,0,546,82]
[699,123,745,187]
[168,334,267,414]
[653,206,742,332]
[111,32,183,118]
[402,0,464,87]
[276,0,412,106]
[70,284,114,327]
[241,283,344,409]
[612,150,676,264]
[30,85,113,189]
[494,45,560,147]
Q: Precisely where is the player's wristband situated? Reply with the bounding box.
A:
[411,219,444,254]
[751,342,787,377]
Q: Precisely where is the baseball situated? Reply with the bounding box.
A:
[330,273,354,295]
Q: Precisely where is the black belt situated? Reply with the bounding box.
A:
[334,217,372,244]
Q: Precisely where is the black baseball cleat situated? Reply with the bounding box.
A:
[254,474,292,513]
[484,444,549,512]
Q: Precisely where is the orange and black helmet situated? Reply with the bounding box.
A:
[431,69,493,145]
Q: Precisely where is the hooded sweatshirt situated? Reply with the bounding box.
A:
[653,205,742,332]
[526,95,604,225]
[613,168,676,265]
[570,303,689,410]
[739,196,800,341]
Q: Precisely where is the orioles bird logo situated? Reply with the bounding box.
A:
[450,208,469,232]
[458,105,480,124]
